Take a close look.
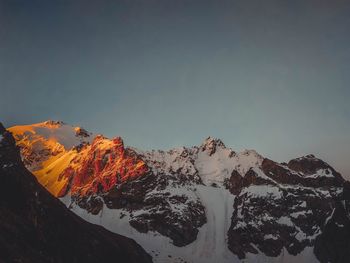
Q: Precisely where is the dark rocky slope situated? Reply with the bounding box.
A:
[314,182,350,263]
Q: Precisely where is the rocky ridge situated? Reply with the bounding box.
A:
[8,122,350,263]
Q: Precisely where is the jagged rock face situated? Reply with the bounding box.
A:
[76,171,207,247]
[75,127,90,137]
[200,136,227,156]
[9,123,350,263]
[223,170,244,195]
[226,158,344,259]
[224,168,274,195]
[63,136,207,247]
[314,182,350,263]
[262,158,344,187]
[0,123,152,263]
[228,174,335,258]
[117,173,206,247]
[289,154,334,174]
[60,136,148,197]
[9,122,149,198]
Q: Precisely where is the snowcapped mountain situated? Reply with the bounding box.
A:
[8,121,350,263]
[9,121,147,198]
[0,122,152,263]
[9,120,93,170]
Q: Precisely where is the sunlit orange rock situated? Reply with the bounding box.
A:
[8,121,148,198]
[58,135,148,197]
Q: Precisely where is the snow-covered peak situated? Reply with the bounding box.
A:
[43,120,65,127]
[240,149,261,157]
[231,149,264,176]
[137,146,198,177]
[287,153,341,179]
[201,136,226,147]
[195,146,264,184]
[137,139,265,186]
[292,154,317,162]
[8,121,95,172]
[200,136,226,156]
[9,121,93,150]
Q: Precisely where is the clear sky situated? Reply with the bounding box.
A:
[1,0,349,179]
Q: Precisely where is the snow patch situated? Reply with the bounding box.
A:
[324,208,335,226]
[305,168,334,179]
[277,216,294,227]
[264,234,278,240]
[241,185,283,199]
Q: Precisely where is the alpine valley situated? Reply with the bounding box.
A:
[4,120,350,263]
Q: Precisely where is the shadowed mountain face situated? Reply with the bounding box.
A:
[6,121,350,263]
[0,123,152,263]
[313,181,350,263]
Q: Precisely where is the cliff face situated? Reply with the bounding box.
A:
[61,135,148,197]
[313,182,350,263]
[9,122,149,198]
[0,123,152,263]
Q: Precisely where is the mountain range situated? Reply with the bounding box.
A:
[3,120,350,263]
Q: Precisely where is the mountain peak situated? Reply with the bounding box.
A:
[74,126,91,138]
[202,136,225,145]
[293,154,317,161]
[240,149,262,158]
[200,136,226,156]
[43,120,65,126]
[287,154,344,182]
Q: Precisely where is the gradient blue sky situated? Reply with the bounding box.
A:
[1,0,349,178]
